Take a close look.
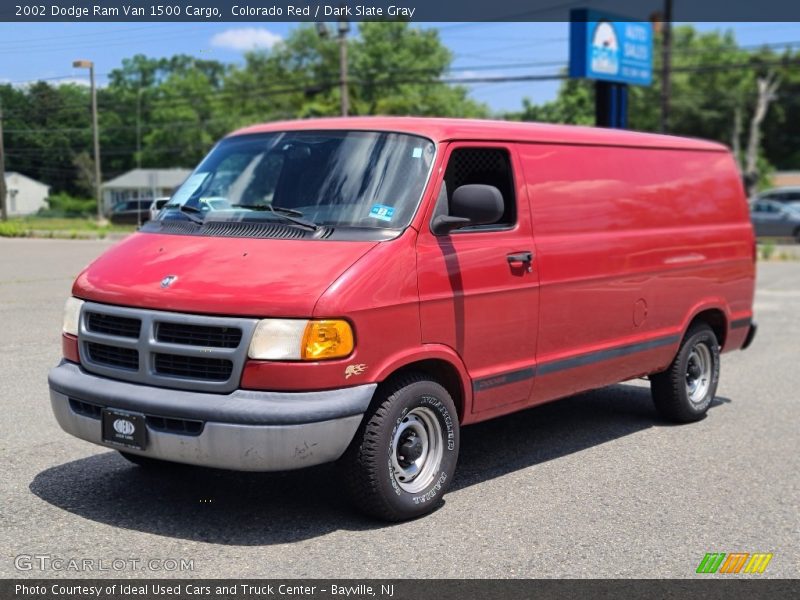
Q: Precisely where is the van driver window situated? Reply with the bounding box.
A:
[442,147,516,229]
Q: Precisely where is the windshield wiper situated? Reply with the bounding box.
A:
[164,203,205,225]
[231,204,317,230]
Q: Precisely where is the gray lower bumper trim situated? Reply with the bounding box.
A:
[49,361,376,425]
[50,390,363,471]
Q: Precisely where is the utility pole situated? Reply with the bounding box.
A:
[659,0,673,133]
[0,99,7,221]
[73,59,103,220]
[136,87,143,170]
[338,17,350,116]
[315,17,350,117]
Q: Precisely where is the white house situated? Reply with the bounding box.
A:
[102,168,191,213]
[3,172,50,216]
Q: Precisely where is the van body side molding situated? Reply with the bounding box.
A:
[730,317,752,329]
[473,333,682,392]
[536,334,682,376]
[473,367,536,392]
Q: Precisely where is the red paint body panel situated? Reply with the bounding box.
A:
[72,233,376,317]
[519,144,754,408]
[62,333,79,363]
[232,117,726,153]
[242,228,422,391]
[67,118,755,427]
[416,142,539,414]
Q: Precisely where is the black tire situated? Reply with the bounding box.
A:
[651,323,720,423]
[118,451,180,469]
[340,373,460,521]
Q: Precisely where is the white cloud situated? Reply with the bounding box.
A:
[211,27,282,52]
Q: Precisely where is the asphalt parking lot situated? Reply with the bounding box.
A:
[1,238,798,579]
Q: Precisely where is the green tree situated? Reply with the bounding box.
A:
[224,23,488,120]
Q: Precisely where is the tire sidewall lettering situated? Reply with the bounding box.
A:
[385,389,457,504]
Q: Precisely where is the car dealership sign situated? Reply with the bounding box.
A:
[569,8,653,86]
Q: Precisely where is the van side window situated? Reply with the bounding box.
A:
[442,148,516,229]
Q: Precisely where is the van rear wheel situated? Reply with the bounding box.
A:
[651,324,720,423]
[340,373,460,521]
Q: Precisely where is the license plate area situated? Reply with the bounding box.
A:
[101,409,147,450]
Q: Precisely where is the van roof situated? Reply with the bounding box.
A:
[230,116,728,153]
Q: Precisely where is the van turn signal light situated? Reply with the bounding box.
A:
[302,320,354,360]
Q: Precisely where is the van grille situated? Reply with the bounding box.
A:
[68,398,103,420]
[146,415,204,436]
[156,322,242,348]
[86,312,141,338]
[77,302,258,393]
[154,353,233,381]
[86,342,139,370]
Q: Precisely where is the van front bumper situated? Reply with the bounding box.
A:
[48,361,375,471]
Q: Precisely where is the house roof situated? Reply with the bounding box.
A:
[5,171,50,189]
[102,168,191,189]
[230,116,728,152]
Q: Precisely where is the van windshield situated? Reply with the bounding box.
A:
[160,130,436,230]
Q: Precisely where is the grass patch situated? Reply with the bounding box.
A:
[0,217,136,238]
[0,222,29,237]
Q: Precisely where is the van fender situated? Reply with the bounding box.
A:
[370,344,474,418]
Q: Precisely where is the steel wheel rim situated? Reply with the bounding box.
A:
[686,342,712,404]
[390,406,443,493]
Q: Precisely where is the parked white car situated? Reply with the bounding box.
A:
[148,197,170,221]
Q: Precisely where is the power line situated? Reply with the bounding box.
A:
[0,26,209,54]
[4,54,797,124]
[0,24,169,48]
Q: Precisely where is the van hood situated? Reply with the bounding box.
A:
[73,232,378,317]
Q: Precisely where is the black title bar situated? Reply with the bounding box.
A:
[3,579,799,600]
[2,0,800,22]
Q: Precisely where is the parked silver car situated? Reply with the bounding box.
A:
[750,199,800,242]
[752,186,800,207]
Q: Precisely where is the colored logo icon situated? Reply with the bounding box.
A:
[696,552,773,574]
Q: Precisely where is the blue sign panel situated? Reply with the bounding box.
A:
[569,8,653,86]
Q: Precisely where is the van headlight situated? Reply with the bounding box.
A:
[62,297,84,336]
[248,319,354,361]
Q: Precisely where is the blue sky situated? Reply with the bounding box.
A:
[1,21,798,113]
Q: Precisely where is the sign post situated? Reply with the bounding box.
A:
[569,9,653,129]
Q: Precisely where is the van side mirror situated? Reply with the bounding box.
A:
[431,184,504,234]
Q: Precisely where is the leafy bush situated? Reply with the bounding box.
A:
[40,193,96,218]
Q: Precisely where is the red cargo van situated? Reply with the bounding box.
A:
[49,118,756,520]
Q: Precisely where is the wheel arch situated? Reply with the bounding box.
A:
[372,346,472,422]
[685,306,728,349]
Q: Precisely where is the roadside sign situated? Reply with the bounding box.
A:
[569,8,653,86]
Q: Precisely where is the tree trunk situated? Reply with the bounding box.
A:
[744,72,779,196]
[732,104,742,169]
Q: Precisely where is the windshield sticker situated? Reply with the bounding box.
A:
[412,147,423,158]
[170,172,209,205]
[369,204,395,222]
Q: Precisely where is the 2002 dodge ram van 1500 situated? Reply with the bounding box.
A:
[49,118,756,520]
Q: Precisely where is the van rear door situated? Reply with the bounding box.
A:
[416,142,539,415]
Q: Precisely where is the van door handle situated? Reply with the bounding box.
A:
[507,251,533,264]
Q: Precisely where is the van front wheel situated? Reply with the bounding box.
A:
[341,374,460,521]
[651,324,720,423]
